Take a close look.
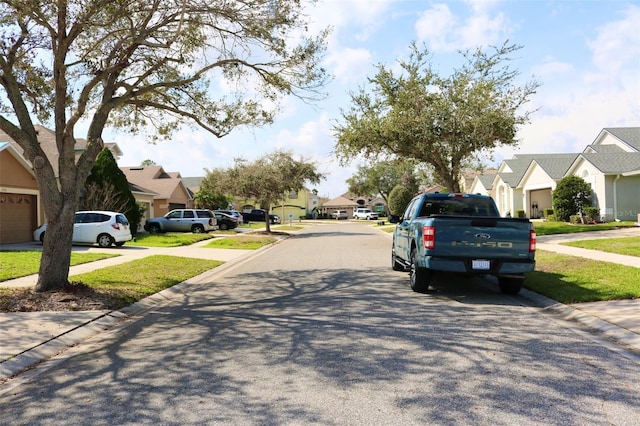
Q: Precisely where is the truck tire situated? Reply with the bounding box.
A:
[498,277,523,295]
[391,244,404,271]
[148,223,161,234]
[410,248,431,292]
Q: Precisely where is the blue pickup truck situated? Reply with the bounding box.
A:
[390,193,536,294]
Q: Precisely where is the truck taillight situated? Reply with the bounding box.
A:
[529,230,537,252]
[423,225,435,249]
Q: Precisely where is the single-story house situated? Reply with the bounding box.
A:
[321,193,389,218]
[470,127,640,221]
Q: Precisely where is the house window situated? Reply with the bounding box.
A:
[289,190,298,199]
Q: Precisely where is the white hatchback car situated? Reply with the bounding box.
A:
[34,211,132,247]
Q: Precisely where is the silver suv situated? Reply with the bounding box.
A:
[353,208,378,220]
[144,209,217,233]
[332,210,348,220]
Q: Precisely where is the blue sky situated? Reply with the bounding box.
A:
[114,0,640,199]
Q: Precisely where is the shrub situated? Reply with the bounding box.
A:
[515,209,526,218]
[552,175,592,222]
[543,208,554,218]
[570,215,583,224]
[584,206,600,221]
[546,214,556,222]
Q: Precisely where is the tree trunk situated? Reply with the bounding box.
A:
[34,207,76,292]
[264,208,272,233]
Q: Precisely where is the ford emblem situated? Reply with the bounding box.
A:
[476,233,491,239]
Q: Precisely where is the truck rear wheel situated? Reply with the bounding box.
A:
[498,277,523,295]
[410,248,431,292]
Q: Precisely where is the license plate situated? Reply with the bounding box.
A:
[472,260,490,270]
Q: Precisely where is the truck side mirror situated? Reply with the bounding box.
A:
[388,214,400,224]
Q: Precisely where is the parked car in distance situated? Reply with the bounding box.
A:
[241,209,281,224]
[332,210,348,220]
[213,211,239,230]
[34,211,132,248]
[214,209,244,226]
[353,208,379,220]
[144,209,217,234]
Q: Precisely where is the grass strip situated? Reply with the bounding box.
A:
[127,233,214,247]
[0,251,119,282]
[532,221,635,236]
[69,255,223,309]
[525,250,640,303]
[203,236,277,250]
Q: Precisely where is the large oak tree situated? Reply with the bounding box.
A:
[334,42,540,193]
[0,0,329,291]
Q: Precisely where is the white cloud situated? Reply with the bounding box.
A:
[325,47,372,84]
[415,2,511,52]
[308,0,397,38]
[530,58,574,79]
[585,4,640,89]
[415,4,458,51]
[458,11,510,48]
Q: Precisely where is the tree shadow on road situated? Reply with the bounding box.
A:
[2,265,639,424]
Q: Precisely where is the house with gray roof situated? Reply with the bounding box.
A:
[469,127,640,221]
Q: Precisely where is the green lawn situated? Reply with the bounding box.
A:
[526,250,640,303]
[0,251,120,282]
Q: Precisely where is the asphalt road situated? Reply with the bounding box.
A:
[1,223,639,424]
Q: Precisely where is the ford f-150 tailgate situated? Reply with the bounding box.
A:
[424,215,535,261]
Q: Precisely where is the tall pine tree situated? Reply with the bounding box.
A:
[82,149,143,235]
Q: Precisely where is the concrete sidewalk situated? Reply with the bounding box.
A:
[2,227,640,382]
